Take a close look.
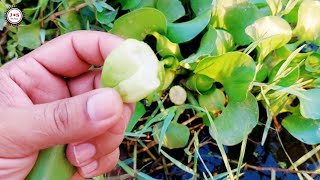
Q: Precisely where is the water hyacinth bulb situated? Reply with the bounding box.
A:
[186,74,215,93]
[293,0,320,42]
[101,39,160,103]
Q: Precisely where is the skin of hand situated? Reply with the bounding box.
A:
[0,31,135,180]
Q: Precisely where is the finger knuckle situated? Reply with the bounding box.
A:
[52,101,70,135]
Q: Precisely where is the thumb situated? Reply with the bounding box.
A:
[3,88,123,151]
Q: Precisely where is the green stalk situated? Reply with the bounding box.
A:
[26,145,75,180]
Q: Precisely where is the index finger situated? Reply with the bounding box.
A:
[23,30,124,77]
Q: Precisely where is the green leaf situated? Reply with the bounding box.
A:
[209,93,259,146]
[182,27,234,64]
[224,2,261,45]
[212,29,234,56]
[122,0,141,10]
[96,8,118,25]
[58,12,82,34]
[282,115,320,145]
[0,3,6,30]
[23,6,40,17]
[199,88,225,113]
[0,11,5,31]
[246,16,292,62]
[17,23,41,49]
[167,9,211,43]
[0,2,6,12]
[282,0,301,23]
[266,0,282,16]
[211,0,247,28]
[93,1,115,12]
[152,32,183,59]
[298,89,320,119]
[190,0,213,16]
[197,27,218,55]
[160,149,196,175]
[156,0,185,22]
[293,0,320,42]
[38,0,49,11]
[249,0,268,7]
[132,0,157,9]
[305,53,320,73]
[110,8,167,40]
[185,74,215,93]
[11,0,22,4]
[181,27,217,64]
[139,106,177,134]
[118,160,159,180]
[117,160,135,176]
[202,111,214,127]
[156,109,175,151]
[268,60,300,87]
[153,122,190,149]
[158,62,176,91]
[195,52,256,102]
[137,172,159,180]
[26,146,75,180]
[126,102,146,132]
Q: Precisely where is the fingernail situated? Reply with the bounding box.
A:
[87,89,118,121]
[74,143,96,164]
[109,105,132,134]
[80,160,98,175]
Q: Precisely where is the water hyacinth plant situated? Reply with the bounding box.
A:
[1,0,320,179]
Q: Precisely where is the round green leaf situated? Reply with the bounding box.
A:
[209,93,259,146]
[122,0,141,10]
[293,0,320,42]
[186,74,215,93]
[305,53,320,73]
[195,52,256,102]
[160,69,176,91]
[182,27,234,64]
[156,0,185,22]
[110,8,167,40]
[153,32,183,59]
[212,29,234,56]
[246,16,292,62]
[210,0,248,28]
[17,23,41,49]
[167,9,211,43]
[96,8,118,25]
[282,115,320,145]
[131,0,157,10]
[153,122,190,149]
[298,89,320,119]
[199,88,225,113]
[224,2,261,45]
[190,0,213,16]
[58,12,82,34]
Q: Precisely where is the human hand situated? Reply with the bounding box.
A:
[0,31,135,179]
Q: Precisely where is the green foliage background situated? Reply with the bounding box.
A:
[1,0,320,179]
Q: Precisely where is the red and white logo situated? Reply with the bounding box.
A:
[5,7,23,25]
